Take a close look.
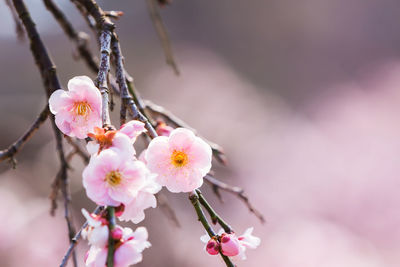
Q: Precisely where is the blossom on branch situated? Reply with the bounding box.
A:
[49,76,102,139]
[81,209,109,248]
[118,173,161,223]
[200,227,261,260]
[145,128,212,193]
[119,120,146,141]
[114,226,151,267]
[82,149,150,206]
[86,120,145,156]
[84,225,151,267]
[86,128,134,157]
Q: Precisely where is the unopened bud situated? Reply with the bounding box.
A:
[220,233,240,256]
[206,238,220,255]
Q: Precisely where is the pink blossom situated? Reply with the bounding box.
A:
[237,227,261,260]
[111,226,124,240]
[200,228,260,260]
[49,76,102,139]
[84,226,150,267]
[82,149,149,206]
[155,121,174,136]
[119,120,146,140]
[220,233,241,256]
[81,209,109,248]
[238,227,261,249]
[114,227,151,267]
[205,238,220,255]
[87,128,134,157]
[118,172,161,223]
[145,128,212,193]
[86,120,145,156]
[85,246,108,267]
[200,233,223,256]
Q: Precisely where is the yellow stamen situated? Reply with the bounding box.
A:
[171,150,188,167]
[73,101,91,116]
[105,171,122,187]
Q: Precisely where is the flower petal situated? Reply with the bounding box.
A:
[49,89,73,114]
[168,128,196,151]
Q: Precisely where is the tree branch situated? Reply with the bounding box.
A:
[106,206,116,267]
[110,34,157,137]
[156,192,181,227]
[0,106,49,163]
[65,136,90,164]
[75,0,115,128]
[5,0,25,41]
[43,0,99,72]
[196,189,233,233]
[146,0,179,75]
[204,174,265,223]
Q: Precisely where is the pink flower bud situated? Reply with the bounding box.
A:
[112,227,123,240]
[220,233,240,256]
[115,204,125,217]
[155,121,174,137]
[206,238,220,255]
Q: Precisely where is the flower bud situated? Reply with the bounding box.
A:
[112,226,123,240]
[115,204,125,217]
[220,233,240,256]
[156,121,174,137]
[206,238,220,255]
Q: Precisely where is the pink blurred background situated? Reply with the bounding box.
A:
[2,0,400,266]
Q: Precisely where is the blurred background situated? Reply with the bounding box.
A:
[2,0,400,266]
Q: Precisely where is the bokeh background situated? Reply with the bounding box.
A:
[2,0,400,266]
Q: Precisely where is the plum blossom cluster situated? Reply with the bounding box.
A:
[201,228,260,261]
[49,76,260,266]
[82,209,151,267]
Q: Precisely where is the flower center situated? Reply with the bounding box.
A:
[105,171,122,187]
[171,150,188,167]
[73,101,91,116]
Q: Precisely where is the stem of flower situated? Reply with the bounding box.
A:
[106,206,116,267]
[189,191,216,238]
[189,191,235,267]
[196,189,233,234]
[60,206,103,267]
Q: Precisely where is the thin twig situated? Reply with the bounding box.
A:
[189,191,235,267]
[68,0,152,123]
[43,0,98,72]
[50,169,62,215]
[60,206,104,267]
[0,106,49,163]
[155,192,181,227]
[98,31,113,127]
[65,136,90,164]
[204,174,265,223]
[196,189,233,233]
[145,100,227,165]
[51,122,78,267]
[5,0,24,41]
[146,0,179,75]
[70,0,98,39]
[110,34,157,137]
[106,206,116,267]
[75,0,115,128]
